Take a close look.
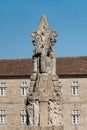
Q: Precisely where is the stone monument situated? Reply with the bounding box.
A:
[26,15,63,130]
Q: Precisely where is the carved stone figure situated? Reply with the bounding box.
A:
[48,100,63,126]
[27,100,34,125]
[50,31,57,46]
[32,56,37,73]
[50,50,56,74]
[48,100,54,125]
[27,100,40,126]
[31,32,42,54]
[53,100,59,125]
[33,100,40,126]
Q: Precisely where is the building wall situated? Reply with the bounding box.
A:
[0,77,87,130]
[60,77,87,130]
[0,78,30,130]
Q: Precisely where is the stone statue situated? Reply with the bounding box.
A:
[53,100,59,125]
[48,100,54,125]
[50,50,56,74]
[48,100,63,126]
[33,100,40,126]
[31,32,42,54]
[27,100,34,125]
[32,56,37,73]
[27,100,40,126]
[50,31,57,46]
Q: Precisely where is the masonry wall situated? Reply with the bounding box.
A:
[60,77,87,130]
[0,78,30,130]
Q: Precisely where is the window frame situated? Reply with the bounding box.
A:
[0,82,7,96]
[0,109,6,124]
[21,110,27,124]
[0,87,6,96]
[21,87,28,96]
[72,109,80,124]
[71,81,79,96]
[20,82,28,96]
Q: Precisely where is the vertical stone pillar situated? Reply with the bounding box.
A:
[40,101,48,127]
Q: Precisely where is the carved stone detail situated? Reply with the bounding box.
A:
[27,100,40,126]
[48,100,63,126]
[27,16,63,128]
[33,100,40,126]
[31,15,57,74]
[27,100,34,125]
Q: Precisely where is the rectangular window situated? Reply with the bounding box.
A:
[0,82,6,96]
[72,115,79,124]
[0,109,6,124]
[21,115,27,124]
[72,86,79,95]
[21,110,27,124]
[72,81,79,95]
[21,87,28,96]
[72,109,80,124]
[0,115,5,124]
[21,82,28,96]
[0,88,6,96]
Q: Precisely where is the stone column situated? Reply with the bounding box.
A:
[40,101,48,127]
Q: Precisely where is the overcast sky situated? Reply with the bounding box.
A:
[0,0,87,59]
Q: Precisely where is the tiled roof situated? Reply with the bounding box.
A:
[0,58,33,76]
[0,56,87,76]
[57,56,87,75]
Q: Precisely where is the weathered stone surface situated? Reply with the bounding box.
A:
[31,73,37,81]
[27,100,40,126]
[27,15,63,128]
[51,74,58,81]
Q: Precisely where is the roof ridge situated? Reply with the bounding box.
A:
[0,58,32,61]
[0,56,87,61]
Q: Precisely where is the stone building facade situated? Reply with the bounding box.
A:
[0,16,87,130]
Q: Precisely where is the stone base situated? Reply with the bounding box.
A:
[0,126,64,130]
[26,126,64,130]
